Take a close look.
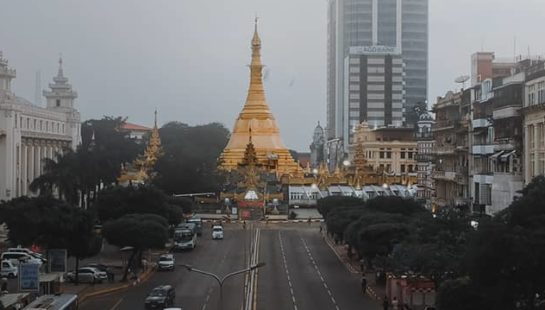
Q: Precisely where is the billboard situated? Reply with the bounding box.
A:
[19,263,40,292]
[48,249,68,273]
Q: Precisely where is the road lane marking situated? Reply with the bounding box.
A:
[109,297,123,310]
[300,236,341,310]
[279,232,298,310]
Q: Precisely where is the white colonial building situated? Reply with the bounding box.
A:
[0,51,81,201]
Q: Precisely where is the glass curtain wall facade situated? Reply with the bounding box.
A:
[326,0,428,143]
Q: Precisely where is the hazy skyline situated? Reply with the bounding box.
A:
[1,0,544,151]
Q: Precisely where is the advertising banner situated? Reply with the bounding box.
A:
[48,249,68,273]
[19,263,40,292]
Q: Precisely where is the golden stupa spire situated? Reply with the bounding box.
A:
[240,17,272,119]
[218,20,301,176]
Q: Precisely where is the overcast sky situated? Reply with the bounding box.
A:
[1,0,544,151]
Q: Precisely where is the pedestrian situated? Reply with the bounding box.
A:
[319,225,323,233]
[243,220,247,230]
[382,296,389,310]
[307,217,312,225]
[392,296,399,310]
[360,275,367,295]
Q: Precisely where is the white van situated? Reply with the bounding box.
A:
[1,260,18,278]
[0,252,43,266]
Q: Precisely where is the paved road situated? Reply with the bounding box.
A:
[80,222,253,310]
[80,222,380,310]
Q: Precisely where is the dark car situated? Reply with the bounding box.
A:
[145,285,175,309]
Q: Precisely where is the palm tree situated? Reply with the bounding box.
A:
[30,149,81,205]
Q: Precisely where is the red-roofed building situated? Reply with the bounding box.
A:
[121,122,151,142]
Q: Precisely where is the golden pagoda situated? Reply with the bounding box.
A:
[218,20,301,176]
[118,111,163,185]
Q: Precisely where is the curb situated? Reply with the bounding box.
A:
[78,268,156,304]
[202,219,324,224]
[322,234,382,302]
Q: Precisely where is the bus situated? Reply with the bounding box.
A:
[173,228,197,250]
[186,216,202,236]
[24,294,78,310]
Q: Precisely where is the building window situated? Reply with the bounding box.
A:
[26,118,29,129]
[408,165,413,172]
[33,119,36,130]
[400,152,406,159]
[386,152,392,159]
[401,164,406,173]
[380,151,385,159]
[408,151,413,159]
[56,99,61,107]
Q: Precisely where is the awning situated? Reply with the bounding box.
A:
[500,150,516,161]
[490,151,504,159]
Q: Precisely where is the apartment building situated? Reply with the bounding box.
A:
[431,90,470,210]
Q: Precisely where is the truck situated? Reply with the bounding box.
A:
[173,228,197,251]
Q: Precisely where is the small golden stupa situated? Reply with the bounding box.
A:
[118,111,163,185]
[218,20,301,176]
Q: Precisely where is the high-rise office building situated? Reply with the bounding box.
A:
[326,0,428,151]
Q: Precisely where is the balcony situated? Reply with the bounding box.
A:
[433,146,456,155]
[433,170,456,181]
[472,118,492,129]
[415,154,434,162]
[472,145,495,155]
[493,106,520,120]
[494,139,517,152]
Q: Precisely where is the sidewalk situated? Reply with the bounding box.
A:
[61,242,164,302]
[321,230,386,302]
[63,266,155,303]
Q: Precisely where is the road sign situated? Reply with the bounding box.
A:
[48,249,67,273]
[19,263,40,292]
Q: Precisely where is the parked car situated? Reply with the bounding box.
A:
[0,252,43,266]
[212,225,224,240]
[145,285,175,309]
[85,263,115,282]
[65,267,107,284]
[0,260,18,278]
[6,247,45,262]
[157,254,175,271]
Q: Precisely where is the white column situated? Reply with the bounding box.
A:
[24,144,29,196]
[36,144,42,176]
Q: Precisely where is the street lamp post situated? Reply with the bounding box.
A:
[180,262,266,310]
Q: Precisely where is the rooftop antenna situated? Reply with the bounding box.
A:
[34,70,42,106]
[455,75,470,90]
[513,36,517,62]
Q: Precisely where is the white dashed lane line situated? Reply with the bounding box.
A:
[300,236,341,310]
[279,232,298,310]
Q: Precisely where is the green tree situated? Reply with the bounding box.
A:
[94,185,181,225]
[154,122,229,195]
[0,196,100,284]
[436,277,483,310]
[102,214,168,281]
[317,196,363,218]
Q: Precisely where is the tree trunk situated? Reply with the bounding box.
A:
[75,256,80,285]
[122,249,138,282]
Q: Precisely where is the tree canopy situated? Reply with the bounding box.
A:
[94,185,182,225]
[153,121,229,195]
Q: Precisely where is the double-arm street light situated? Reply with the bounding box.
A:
[180,262,266,310]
